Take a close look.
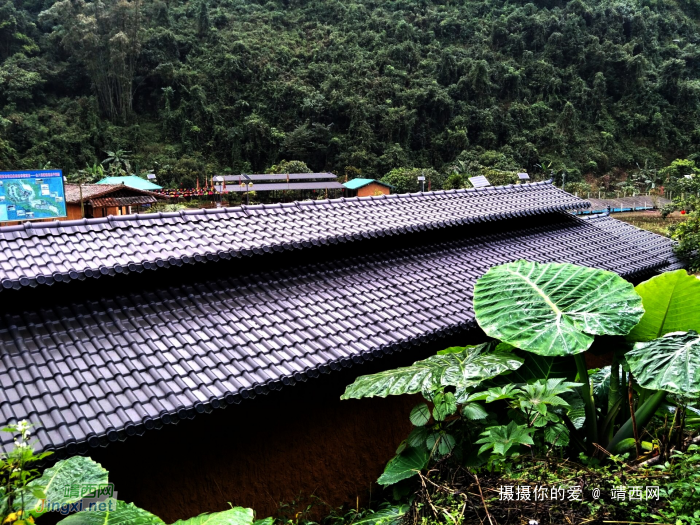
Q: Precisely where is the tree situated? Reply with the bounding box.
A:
[38,0,142,122]
[102,149,132,175]
[265,160,311,174]
[663,165,700,271]
[659,159,700,191]
[380,168,444,194]
[69,163,104,218]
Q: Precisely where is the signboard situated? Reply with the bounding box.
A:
[468,175,491,188]
[417,176,426,181]
[0,170,67,222]
[518,172,530,180]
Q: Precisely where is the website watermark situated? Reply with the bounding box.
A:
[497,484,660,501]
[36,483,118,515]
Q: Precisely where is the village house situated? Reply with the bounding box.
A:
[64,183,168,219]
[0,182,682,521]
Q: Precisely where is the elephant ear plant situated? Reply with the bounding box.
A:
[341,262,700,491]
[0,423,264,525]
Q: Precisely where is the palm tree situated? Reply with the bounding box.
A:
[102,149,132,175]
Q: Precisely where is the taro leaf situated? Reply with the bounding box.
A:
[626,331,700,395]
[409,403,431,426]
[377,447,429,486]
[28,456,109,515]
[473,261,644,356]
[351,504,410,525]
[253,519,275,525]
[590,367,611,407]
[626,270,700,342]
[432,392,457,421]
[341,343,523,399]
[57,501,164,525]
[560,391,585,429]
[461,402,489,420]
[171,507,255,525]
[507,351,577,383]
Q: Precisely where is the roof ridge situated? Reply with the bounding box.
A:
[0,180,555,233]
[0,181,590,291]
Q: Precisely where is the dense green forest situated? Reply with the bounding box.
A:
[1,0,700,188]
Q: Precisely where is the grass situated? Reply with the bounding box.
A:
[615,211,687,237]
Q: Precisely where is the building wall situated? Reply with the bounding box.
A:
[66,204,83,220]
[87,343,454,523]
[357,183,390,197]
[65,204,123,220]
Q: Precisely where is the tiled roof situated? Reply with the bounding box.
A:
[64,184,124,204]
[583,214,685,271]
[221,181,344,192]
[64,184,166,205]
[90,196,158,207]
[0,183,681,454]
[0,182,586,291]
[220,173,337,181]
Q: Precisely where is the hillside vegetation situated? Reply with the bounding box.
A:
[1,0,700,187]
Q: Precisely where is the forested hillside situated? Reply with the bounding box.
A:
[1,0,700,187]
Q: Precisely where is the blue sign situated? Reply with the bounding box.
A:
[0,170,67,222]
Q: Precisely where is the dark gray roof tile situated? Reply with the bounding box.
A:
[0,182,587,290]
[0,194,684,453]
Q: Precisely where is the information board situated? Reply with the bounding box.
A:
[468,175,491,188]
[0,170,67,222]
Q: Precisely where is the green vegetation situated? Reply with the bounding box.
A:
[0,424,263,525]
[660,166,700,271]
[342,264,700,523]
[2,0,700,186]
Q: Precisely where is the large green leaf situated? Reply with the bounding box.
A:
[351,505,409,525]
[377,447,429,486]
[58,501,164,525]
[28,456,109,515]
[341,343,523,399]
[626,331,700,395]
[626,270,700,342]
[474,261,644,356]
[507,351,577,383]
[171,507,255,525]
[590,367,611,407]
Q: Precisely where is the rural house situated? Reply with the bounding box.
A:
[343,178,393,197]
[64,183,168,219]
[0,182,682,521]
